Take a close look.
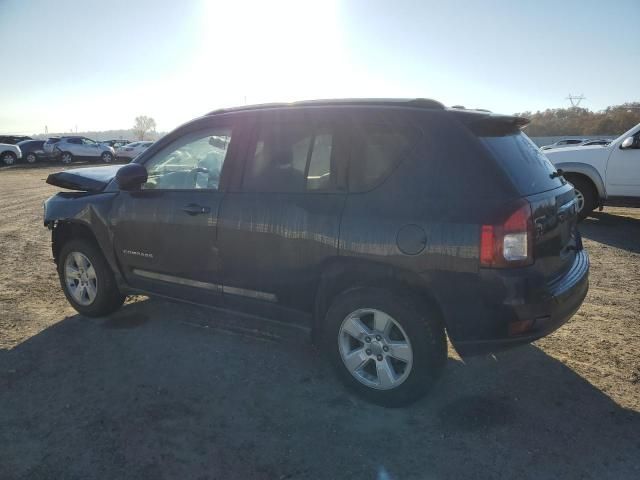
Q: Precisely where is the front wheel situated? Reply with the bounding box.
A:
[1,152,17,166]
[25,152,38,164]
[57,239,125,317]
[101,151,114,163]
[324,288,446,407]
[566,175,596,221]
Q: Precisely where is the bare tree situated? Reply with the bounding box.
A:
[133,115,157,140]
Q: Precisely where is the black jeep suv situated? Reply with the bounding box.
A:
[43,99,589,406]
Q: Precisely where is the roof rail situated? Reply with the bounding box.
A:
[206,98,446,116]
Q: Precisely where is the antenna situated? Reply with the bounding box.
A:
[566,93,585,108]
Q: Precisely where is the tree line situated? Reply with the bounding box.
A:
[516,102,640,137]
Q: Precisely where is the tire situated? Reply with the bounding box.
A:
[101,151,114,163]
[323,287,446,407]
[566,175,597,221]
[60,151,73,164]
[25,152,38,164]
[57,239,125,317]
[1,151,17,166]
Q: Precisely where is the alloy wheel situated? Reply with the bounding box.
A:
[61,153,72,164]
[575,188,585,213]
[2,153,16,166]
[64,252,98,306]
[26,153,37,164]
[338,308,413,390]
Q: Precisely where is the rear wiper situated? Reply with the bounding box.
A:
[550,168,564,179]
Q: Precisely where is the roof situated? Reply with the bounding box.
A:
[206,98,446,116]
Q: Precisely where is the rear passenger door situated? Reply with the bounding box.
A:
[216,109,348,316]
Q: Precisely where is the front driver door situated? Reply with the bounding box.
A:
[110,118,239,305]
[606,131,640,197]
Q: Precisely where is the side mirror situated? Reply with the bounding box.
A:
[115,163,147,190]
[620,136,637,149]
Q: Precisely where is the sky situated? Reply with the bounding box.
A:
[0,0,638,134]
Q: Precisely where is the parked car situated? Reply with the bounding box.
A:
[540,138,586,150]
[0,135,32,145]
[102,139,131,149]
[1,143,22,165]
[545,123,640,219]
[43,136,116,164]
[17,140,46,164]
[580,139,610,146]
[43,99,589,406]
[116,141,154,160]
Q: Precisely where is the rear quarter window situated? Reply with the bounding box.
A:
[349,123,420,192]
[479,132,563,196]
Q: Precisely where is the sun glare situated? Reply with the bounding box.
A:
[196,0,345,107]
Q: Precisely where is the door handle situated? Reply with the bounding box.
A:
[182,204,211,215]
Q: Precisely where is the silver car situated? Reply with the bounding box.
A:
[540,138,586,150]
[43,136,116,164]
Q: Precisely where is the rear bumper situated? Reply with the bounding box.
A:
[446,249,589,356]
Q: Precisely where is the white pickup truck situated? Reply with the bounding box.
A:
[545,123,640,219]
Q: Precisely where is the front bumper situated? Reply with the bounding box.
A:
[448,249,589,356]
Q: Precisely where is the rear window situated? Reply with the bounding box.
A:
[478,132,563,196]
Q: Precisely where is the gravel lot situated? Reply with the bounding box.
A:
[1,164,639,479]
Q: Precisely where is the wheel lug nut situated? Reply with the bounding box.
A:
[365,349,372,356]
[365,337,371,343]
[375,335,382,341]
[376,354,383,361]
[383,346,389,352]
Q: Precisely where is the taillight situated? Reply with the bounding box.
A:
[480,202,533,268]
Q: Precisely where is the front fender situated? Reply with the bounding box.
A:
[44,192,122,282]
[553,162,607,199]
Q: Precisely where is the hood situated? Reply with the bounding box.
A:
[544,144,608,154]
[1,143,20,152]
[46,165,123,192]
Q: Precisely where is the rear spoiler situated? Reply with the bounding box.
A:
[448,109,531,135]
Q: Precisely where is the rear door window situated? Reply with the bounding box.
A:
[242,122,337,193]
[479,132,563,196]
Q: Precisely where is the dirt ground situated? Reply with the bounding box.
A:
[1,164,639,479]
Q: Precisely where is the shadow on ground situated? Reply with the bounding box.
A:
[1,299,639,479]
[581,211,640,252]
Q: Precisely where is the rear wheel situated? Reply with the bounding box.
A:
[58,239,125,317]
[1,151,17,166]
[566,175,597,221]
[60,152,73,164]
[324,288,446,407]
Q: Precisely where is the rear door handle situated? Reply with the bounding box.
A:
[182,204,211,215]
